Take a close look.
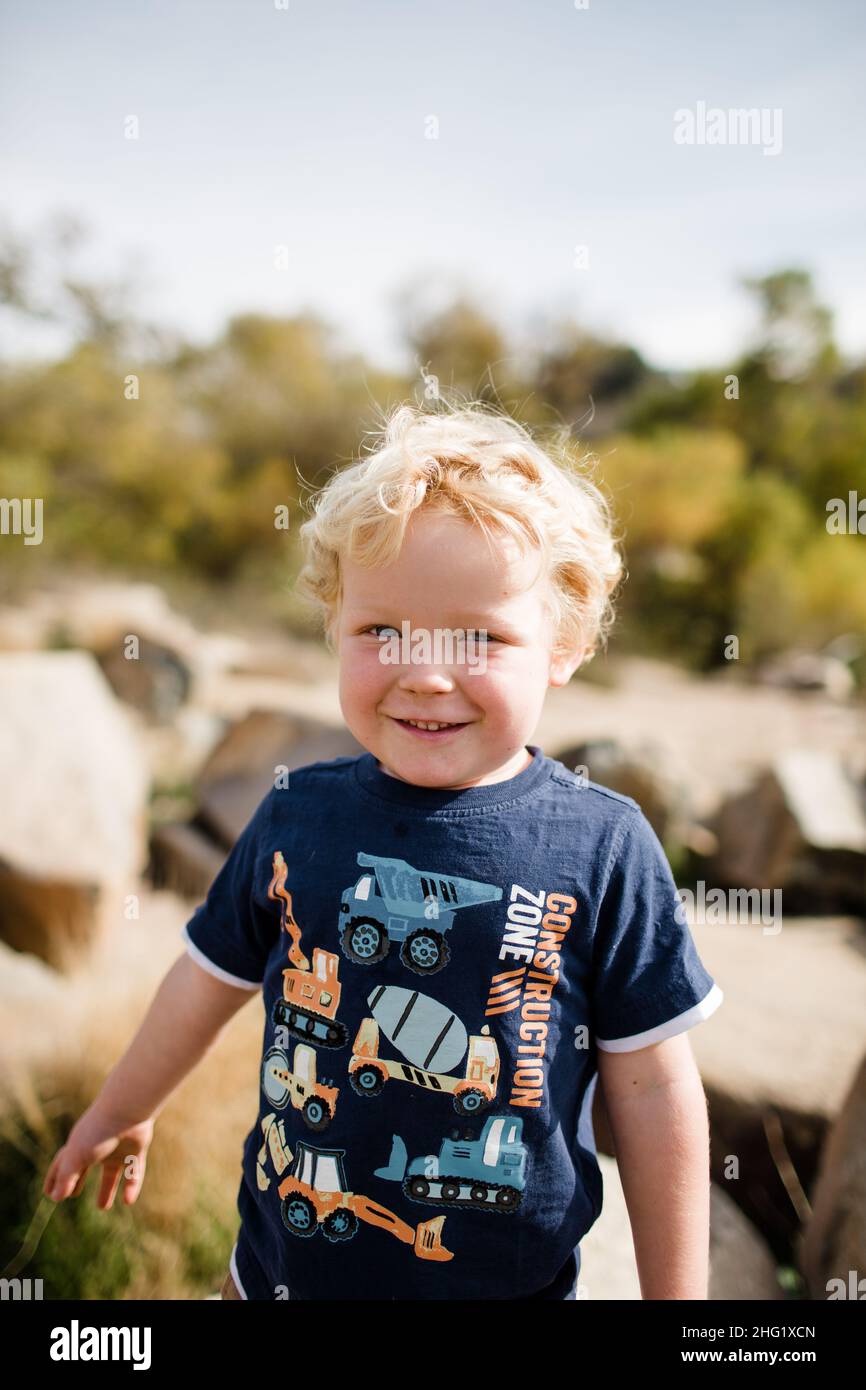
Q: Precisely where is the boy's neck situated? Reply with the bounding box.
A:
[376,746,533,789]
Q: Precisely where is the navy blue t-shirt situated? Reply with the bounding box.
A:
[182,744,723,1301]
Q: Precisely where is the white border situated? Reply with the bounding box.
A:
[596,982,724,1052]
[182,924,262,991]
[229,1241,248,1300]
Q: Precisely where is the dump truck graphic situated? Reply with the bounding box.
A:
[261,1042,339,1131]
[275,1139,453,1262]
[349,986,500,1114]
[269,850,349,1049]
[377,1114,527,1215]
[339,851,503,975]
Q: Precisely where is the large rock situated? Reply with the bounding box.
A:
[685,913,866,1255]
[195,711,366,847]
[94,634,192,722]
[149,822,228,901]
[706,750,866,914]
[755,649,855,701]
[0,579,249,722]
[578,1154,781,1299]
[552,737,682,841]
[799,1050,866,1299]
[0,652,149,969]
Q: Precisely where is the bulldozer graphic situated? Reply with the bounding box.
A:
[339,851,503,975]
[261,1042,339,1131]
[349,985,500,1115]
[377,1114,527,1215]
[269,850,349,1049]
[255,1112,453,1261]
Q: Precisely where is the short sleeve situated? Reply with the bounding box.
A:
[590,808,723,1052]
[181,788,278,990]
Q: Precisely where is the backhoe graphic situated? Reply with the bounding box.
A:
[255,1111,453,1262]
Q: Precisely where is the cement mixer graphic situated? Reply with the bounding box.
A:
[339,852,503,975]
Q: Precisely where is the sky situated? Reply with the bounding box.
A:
[1,0,865,374]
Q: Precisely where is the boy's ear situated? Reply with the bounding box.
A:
[549,645,586,687]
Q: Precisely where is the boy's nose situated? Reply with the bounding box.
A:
[395,665,457,692]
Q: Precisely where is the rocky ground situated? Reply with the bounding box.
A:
[1,577,864,1300]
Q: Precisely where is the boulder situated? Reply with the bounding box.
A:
[578,1155,781,1299]
[686,913,866,1254]
[552,736,682,840]
[0,652,149,969]
[137,707,226,787]
[195,711,366,847]
[755,650,855,701]
[1,579,249,720]
[799,1050,866,1299]
[94,634,192,722]
[149,823,228,901]
[706,750,866,914]
[708,1183,785,1300]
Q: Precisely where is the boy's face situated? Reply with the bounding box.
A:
[334,509,584,789]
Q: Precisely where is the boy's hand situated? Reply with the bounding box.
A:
[42,1105,155,1210]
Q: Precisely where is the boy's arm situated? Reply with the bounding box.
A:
[596,1032,711,1300]
[95,951,259,1127]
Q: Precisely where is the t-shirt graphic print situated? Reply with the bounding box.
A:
[182,745,723,1300]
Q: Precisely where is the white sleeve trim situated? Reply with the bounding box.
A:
[182,924,263,992]
[229,1241,249,1300]
[596,982,724,1053]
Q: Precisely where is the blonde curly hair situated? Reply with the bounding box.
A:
[294,398,626,667]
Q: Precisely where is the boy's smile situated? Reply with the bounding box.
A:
[334,509,584,790]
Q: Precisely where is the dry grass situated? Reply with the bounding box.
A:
[0,889,264,1300]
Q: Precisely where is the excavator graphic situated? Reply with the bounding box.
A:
[268,850,348,1049]
[255,1111,453,1262]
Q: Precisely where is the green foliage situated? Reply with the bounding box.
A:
[0,1107,136,1299]
[1,241,864,683]
[0,1105,232,1299]
[600,428,746,550]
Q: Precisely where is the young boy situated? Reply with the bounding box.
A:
[43,402,723,1301]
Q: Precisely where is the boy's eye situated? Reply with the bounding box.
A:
[364,626,502,643]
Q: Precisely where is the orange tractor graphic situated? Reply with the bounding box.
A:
[268,850,348,1049]
[256,1111,452,1262]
